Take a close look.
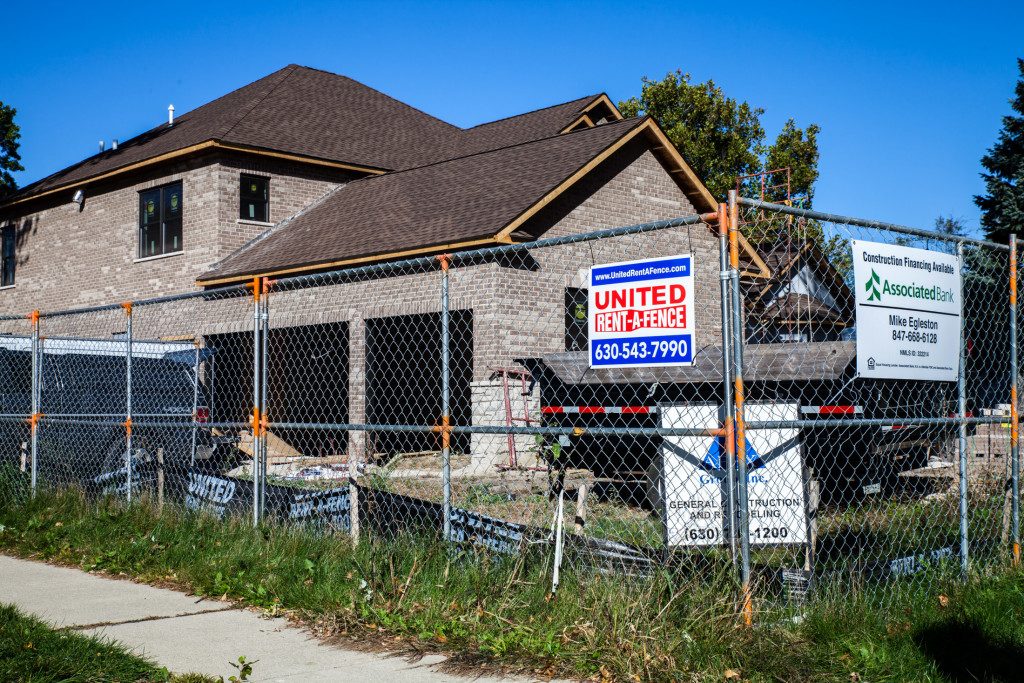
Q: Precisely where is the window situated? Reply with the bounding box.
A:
[565,287,588,351]
[1,227,14,286]
[139,182,183,258]
[240,175,269,222]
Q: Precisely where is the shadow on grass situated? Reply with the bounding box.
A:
[914,621,1024,682]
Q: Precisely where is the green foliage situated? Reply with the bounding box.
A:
[765,119,821,205]
[0,101,24,200]
[976,58,1024,244]
[4,489,1024,682]
[618,70,820,206]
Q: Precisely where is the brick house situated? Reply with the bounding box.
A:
[0,65,771,468]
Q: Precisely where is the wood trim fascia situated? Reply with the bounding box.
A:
[559,114,596,134]
[492,121,653,243]
[583,94,624,120]
[196,236,499,286]
[0,142,387,211]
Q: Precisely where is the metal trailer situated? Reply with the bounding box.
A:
[520,341,965,508]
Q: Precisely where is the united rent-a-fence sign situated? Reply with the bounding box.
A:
[852,240,961,381]
[588,255,695,368]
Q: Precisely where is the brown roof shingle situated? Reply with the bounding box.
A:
[5,65,610,205]
[200,117,647,282]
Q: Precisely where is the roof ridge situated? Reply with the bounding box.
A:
[215,64,298,141]
[346,116,645,183]
[462,94,599,131]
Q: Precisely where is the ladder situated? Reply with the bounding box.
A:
[488,366,540,470]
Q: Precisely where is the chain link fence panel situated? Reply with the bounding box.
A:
[0,198,1019,612]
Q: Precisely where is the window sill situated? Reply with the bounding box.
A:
[237,219,274,227]
[0,284,14,291]
[134,251,184,264]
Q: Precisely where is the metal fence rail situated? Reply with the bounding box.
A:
[0,196,1019,613]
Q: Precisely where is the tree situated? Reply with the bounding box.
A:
[975,58,1024,244]
[764,119,820,205]
[618,70,820,206]
[0,102,23,201]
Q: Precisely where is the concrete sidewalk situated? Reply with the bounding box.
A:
[0,554,543,682]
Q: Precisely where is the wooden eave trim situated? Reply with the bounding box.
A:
[635,122,769,278]
[558,95,624,134]
[0,141,387,210]
[559,114,596,134]
[583,94,624,120]
[213,143,387,176]
[493,120,653,243]
[196,236,499,286]
[736,234,771,279]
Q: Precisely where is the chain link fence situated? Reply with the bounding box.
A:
[1,195,1019,612]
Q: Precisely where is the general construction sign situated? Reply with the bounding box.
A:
[588,254,694,368]
[852,240,961,381]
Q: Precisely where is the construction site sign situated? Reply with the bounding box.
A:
[659,403,808,548]
[852,240,961,381]
[588,254,694,368]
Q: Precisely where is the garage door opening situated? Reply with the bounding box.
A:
[365,311,473,458]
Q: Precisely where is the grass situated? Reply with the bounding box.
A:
[2,474,1024,681]
[0,603,216,683]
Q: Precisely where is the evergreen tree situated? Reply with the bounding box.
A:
[975,59,1024,244]
[0,101,23,200]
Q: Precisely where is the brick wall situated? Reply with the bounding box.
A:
[1,137,720,469]
[0,153,351,314]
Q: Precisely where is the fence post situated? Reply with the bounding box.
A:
[251,277,263,525]
[1011,234,1020,566]
[190,340,200,466]
[29,311,39,498]
[438,255,452,542]
[715,203,738,567]
[260,280,270,519]
[123,303,133,504]
[957,242,969,574]
[728,190,752,623]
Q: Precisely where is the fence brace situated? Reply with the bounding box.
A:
[715,203,738,567]
[728,190,753,624]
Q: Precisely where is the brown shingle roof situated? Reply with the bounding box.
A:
[453,96,602,157]
[200,118,647,283]
[4,65,612,205]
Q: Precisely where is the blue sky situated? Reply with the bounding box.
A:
[2,1,1021,236]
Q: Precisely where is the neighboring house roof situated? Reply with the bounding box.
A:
[746,238,854,324]
[1,65,615,209]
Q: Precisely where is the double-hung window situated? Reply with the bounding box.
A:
[240,175,269,222]
[1,226,14,286]
[139,182,183,258]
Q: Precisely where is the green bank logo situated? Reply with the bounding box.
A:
[863,268,956,305]
[865,269,881,301]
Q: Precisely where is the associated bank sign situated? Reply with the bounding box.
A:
[852,240,961,382]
